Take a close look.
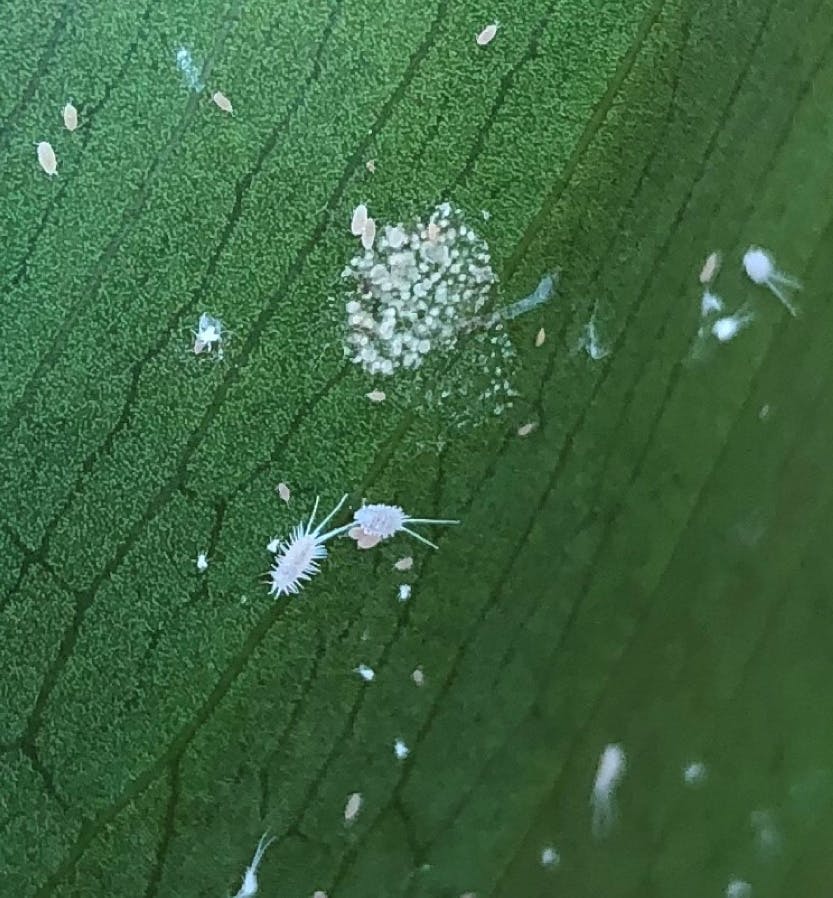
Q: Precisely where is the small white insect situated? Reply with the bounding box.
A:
[743,246,800,316]
[232,831,275,898]
[700,290,724,316]
[580,319,608,360]
[725,878,752,898]
[712,310,753,342]
[758,403,771,421]
[366,389,386,403]
[699,251,721,285]
[212,90,233,113]
[36,141,57,176]
[534,327,546,347]
[276,482,291,503]
[411,667,425,686]
[351,203,368,236]
[591,743,626,838]
[344,791,363,822]
[398,584,411,603]
[517,422,537,437]
[361,217,376,250]
[394,738,410,760]
[350,503,459,550]
[540,846,560,867]
[476,22,499,46]
[313,892,329,898]
[365,159,376,173]
[683,761,707,786]
[355,664,375,682]
[393,556,413,571]
[267,494,351,596]
[195,551,209,572]
[193,312,224,355]
[62,102,78,132]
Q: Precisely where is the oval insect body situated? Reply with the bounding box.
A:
[212,90,233,113]
[62,102,78,131]
[476,22,499,45]
[361,217,376,250]
[36,141,57,175]
[351,203,368,236]
[699,251,721,284]
[344,791,363,821]
[591,743,626,838]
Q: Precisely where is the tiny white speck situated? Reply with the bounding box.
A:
[411,667,425,686]
[394,738,410,759]
[726,879,752,898]
[758,404,771,421]
[355,664,375,682]
[683,761,707,785]
[196,552,209,572]
[398,584,412,603]
[366,389,386,402]
[534,327,546,347]
[540,846,560,867]
[277,482,291,503]
[517,421,537,437]
[394,556,413,571]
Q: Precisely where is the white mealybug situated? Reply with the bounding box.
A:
[394,739,410,760]
[349,502,459,550]
[476,22,499,45]
[351,203,368,236]
[411,667,425,686]
[591,743,626,838]
[361,217,376,250]
[699,251,721,285]
[36,141,57,176]
[398,584,411,603]
[276,482,291,503]
[267,495,352,597]
[517,422,537,437]
[195,552,209,572]
[743,247,800,316]
[355,664,375,682]
[62,102,78,131]
[212,90,233,113]
[232,832,275,898]
[344,791,363,822]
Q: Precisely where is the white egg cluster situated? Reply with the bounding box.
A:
[341,202,496,376]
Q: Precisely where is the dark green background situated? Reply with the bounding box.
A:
[1,0,832,895]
